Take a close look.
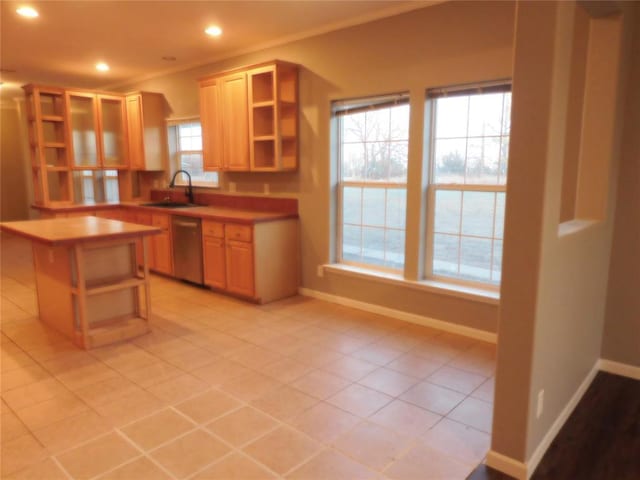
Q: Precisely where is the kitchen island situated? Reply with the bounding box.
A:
[0,216,161,349]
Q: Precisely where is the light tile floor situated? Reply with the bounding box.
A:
[1,232,495,479]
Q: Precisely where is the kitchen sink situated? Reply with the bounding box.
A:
[140,202,196,209]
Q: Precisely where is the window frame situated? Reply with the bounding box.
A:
[424,82,511,290]
[167,117,218,188]
[334,93,410,273]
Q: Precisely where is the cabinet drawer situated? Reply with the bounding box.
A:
[151,214,170,230]
[202,220,225,238]
[225,223,252,242]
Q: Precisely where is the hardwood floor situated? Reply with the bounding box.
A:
[467,371,640,480]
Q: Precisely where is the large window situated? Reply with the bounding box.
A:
[426,85,511,286]
[334,94,410,271]
[167,119,218,187]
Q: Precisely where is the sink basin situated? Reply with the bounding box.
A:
[140,202,195,209]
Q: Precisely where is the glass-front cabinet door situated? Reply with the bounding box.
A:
[99,95,127,168]
[67,92,99,168]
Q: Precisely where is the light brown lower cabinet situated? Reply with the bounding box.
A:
[150,213,172,275]
[202,218,298,303]
[203,236,226,289]
[225,239,255,297]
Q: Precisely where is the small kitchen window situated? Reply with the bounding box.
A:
[167,118,218,187]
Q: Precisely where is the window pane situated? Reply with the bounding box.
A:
[342,143,366,181]
[342,111,367,143]
[492,239,503,283]
[386,188,406,229]
[389,141,408,182]
[435,96,468,139]
[494,192,505,239]
[366,108,391,142]
[365,142,390,181]
[342,225,362,263]
[461,191,495,237]
[385,229,405,269]
[362,227,385,266]
[459,236,492,282]
[433,233,459,277]
[468,93,504,137]
[465,136,500,184]
[390,104,410,140]
[434,190,462,234]
[434,138,466,183]
[362,187,385,227]
[498,136,509,185]
[343,187,362,225]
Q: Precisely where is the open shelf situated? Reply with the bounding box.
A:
[253,140,276,169]
[84,276,145,296]
[252,105,275,137]
[252,71,275,103]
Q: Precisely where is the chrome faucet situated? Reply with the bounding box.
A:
[169,170,194,204]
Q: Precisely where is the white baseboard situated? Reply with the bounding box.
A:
[524,359,600,478]
[485,450,527,479]
[298,287,497,343]
[598,358,640,380]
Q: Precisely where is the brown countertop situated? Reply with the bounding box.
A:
[121,203,298,224]
[1,217,161,246]
[31,202,298,225]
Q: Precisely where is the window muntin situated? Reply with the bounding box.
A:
[335,95,409,271]
[427,88,511,286]
[168,120,218,187]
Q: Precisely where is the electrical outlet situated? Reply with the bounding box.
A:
[317,265,324,278]
[536,389,544,418]
[229,182,236,192]
[264,183,270,195]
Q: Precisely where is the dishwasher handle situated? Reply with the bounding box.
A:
[174,220,200,229]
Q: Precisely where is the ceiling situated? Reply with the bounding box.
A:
[0,0,433,102]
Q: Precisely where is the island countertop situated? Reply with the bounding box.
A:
[1,216,161,246]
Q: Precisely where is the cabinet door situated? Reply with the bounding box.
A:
[126,94,145,170]
[203,236,226,289]
[225,239,254,297]
[152,230,173,275]
[98,95,127,168]
[200,79,224,171]
[67,92,100,168]
[221,73,249,171]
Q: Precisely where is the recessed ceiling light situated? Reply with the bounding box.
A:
[205,25,223,37]
[16,6,39,18]
[162,56,177,61]
[96,62,110,72]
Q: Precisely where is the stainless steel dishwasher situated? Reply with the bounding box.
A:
[171,215,204,284]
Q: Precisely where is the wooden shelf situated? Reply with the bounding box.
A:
[253,101,275,108]
[43,142,66,148]
[46,166,70,172]
[253,135,275,141]
[86,315,149,349]
[41,115,65,122]
[84,276,145,296]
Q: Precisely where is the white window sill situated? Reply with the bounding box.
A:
[322,264,500,305]
[558,219,597,237]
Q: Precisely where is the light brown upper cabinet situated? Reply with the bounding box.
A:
[200,72,249,171]
[199,60,299,172]
[66,91,128,169]
[126,92,167,171]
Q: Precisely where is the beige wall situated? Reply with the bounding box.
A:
[118,1,516,333]
[1,104,30,221]
[492,0,636,466]
[602,5,640,368]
